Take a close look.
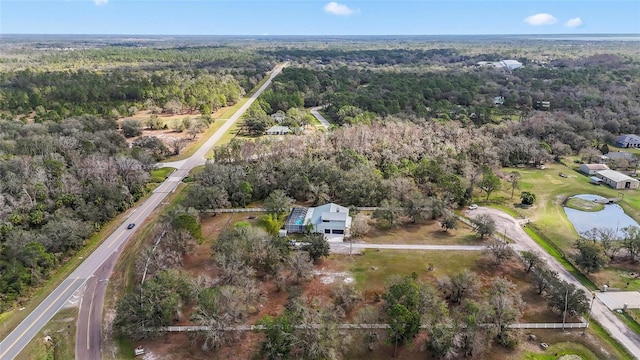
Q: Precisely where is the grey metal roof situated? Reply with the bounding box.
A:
[596,169,639,183]
[582,164,609,170]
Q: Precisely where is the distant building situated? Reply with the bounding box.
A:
[614,134,640,148]
[595,170,639,190]
[493,96,505,106]
[602,151,633,162]
[271,113,285,123]
[534,101,551,110]
[266,125,292,135]
[476,59,523,70]
[579,164,610,175]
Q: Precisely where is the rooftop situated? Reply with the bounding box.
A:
[582,164,610,170]
[596,169,639,183]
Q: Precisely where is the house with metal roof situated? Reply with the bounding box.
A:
[595,170,639,190]
[284,203,352,242]
[266,125,292,135]
[579,163,610,175]
[615,134,640,148]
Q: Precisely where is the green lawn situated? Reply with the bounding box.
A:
[487,163,640,253]
[348,250,481,292]
[15,308,77,360]
[149,167,175,182]
[565,197,605,212]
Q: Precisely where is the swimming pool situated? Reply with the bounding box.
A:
[295,216,304,225]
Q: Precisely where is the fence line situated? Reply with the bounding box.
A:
[150,321,587,333]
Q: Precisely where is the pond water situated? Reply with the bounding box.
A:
[563,194,639,238]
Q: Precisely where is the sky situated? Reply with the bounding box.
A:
[1,0,639,35]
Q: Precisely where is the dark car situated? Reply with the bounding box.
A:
[127,223,136,229]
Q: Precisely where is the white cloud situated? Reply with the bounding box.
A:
[93,0,108,6]
[323,2,358,16]
[565,17,583,28]
[524,13,558,26]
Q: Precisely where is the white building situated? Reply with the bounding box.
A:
[595,170,639,190]
[579,163,610,175]
[284,203,352,242]
[614,134,640,148]
[266,125,292,135]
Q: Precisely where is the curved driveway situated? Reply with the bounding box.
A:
[470,207,640,359]
[0,63,286,360]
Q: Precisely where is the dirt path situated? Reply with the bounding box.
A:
[469,207,640,359]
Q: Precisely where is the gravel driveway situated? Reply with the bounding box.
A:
[469,207,640,359]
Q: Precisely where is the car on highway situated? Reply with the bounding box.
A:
[468,204,478,210]
[127,223,136,229]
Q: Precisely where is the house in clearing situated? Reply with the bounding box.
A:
[284,203,352,242]
[266,125,292,135]
[595,170,639,190]
[614,134,640,148]
[579,163,610,175]
[271,113,286,123]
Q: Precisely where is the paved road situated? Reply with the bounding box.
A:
[469,207,640,359]
[310,106,331,129]
[0,63,286,360]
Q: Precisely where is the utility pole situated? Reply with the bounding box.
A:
[562,287,569,330]
[583,292,597,334]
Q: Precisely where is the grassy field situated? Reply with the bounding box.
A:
[15,308,77,360]
[482,162,640,292]
[149,167,175,182]
[347,250,482,292]
[565,197,605,212]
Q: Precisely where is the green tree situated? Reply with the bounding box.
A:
[440,215,458,232]
[403,190,429,223]
[471,214,496,240]
[373,198,403,228]
[574,239,608,273]
[264,190,293,216]
[486,277,522,348]
[121,119,143,138]
[384,276,422,356]
[521,250,542,273]
[301,233,330,263]
[479,168,501,201]
[263,213,285,236]
[256,313,294,360]
[520,191,536,206]
[622,226,640,261]
[547,281,589,317]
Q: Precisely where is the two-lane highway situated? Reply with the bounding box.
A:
[0,63,286,360]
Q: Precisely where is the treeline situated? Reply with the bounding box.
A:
[0,116,150,310]
[0,69,247,121]
[186,120,547,212]
[260,57,640,133]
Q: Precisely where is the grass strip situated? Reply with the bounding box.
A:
[149,167,175,182]
[615,311,640,336]
[160,119,226,162]
[588,318,635,360]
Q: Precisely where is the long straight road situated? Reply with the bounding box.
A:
[0,63,286,360]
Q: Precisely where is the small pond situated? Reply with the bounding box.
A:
[564,194,639,238]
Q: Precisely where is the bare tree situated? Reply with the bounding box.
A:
[288,251,314,284]
[438,270,479,305]
[167,137,188,155]
[350,213,371,238]
[485,239,514,265]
